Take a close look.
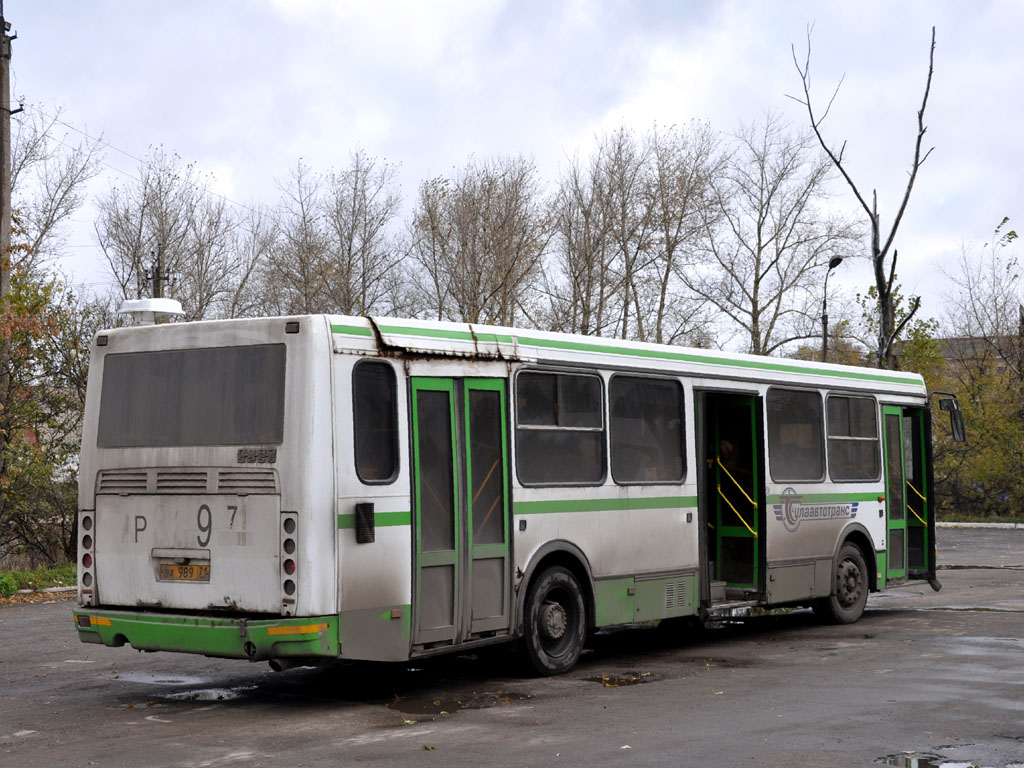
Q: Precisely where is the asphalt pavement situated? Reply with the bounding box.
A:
[2,527,1023,768]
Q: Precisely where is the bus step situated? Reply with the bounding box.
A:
[708,599,759,616]
[710,580,727,601]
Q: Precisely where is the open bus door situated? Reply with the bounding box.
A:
[409,378,512,649]
[882,404,941,585]
[699,392,765,602]
[881,406,909,581]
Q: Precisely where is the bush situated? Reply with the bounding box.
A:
[0,572,17,597]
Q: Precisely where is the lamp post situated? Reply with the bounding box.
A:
[821,256,844,363]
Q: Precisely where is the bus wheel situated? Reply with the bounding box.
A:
[522,566,586,676]
[815,543,868,624]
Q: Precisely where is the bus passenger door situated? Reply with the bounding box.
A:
[882,406,907,581]
[703,392,763,595]
[902,408,931,577]
[410,377,511,648]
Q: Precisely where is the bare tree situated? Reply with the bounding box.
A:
[226,203,277,318]
[94,147,246,320]
[258,160,328,315]
[645,122,721,345]
[11,107,103,275]
[258,154,404,317]
[409,155,547,326]
[941,219,1022,379]
[597,126,654,340]
[545,152,616,336]
[545,124,719,346]
[683,114,859,355]
[791,26,936,368]
[322,151,404,315]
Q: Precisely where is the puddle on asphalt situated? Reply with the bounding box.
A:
[879,754,1004,768]
[107,671,211,686]
[587,672,655,687]
[924,606,1024,614]
[386,690,532,715]
[937,564,1024,571]
[161,687,253,702]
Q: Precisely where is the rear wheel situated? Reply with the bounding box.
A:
[815,543,869,624]
[522,566,586,676]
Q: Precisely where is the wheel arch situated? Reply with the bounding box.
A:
[515,540,595,638]
[833,523,879,593]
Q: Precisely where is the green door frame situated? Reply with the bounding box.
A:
[463,378,511,635]
[410,377,460,645]
[903,408,930,575]
[712,394,760,590]
[410,376,511,645]
[882,405,908,581]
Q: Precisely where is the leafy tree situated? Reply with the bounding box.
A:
[0,258,97,564]
[930,220,1024,518]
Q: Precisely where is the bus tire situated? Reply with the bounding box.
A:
[815,542,868,624]
[522,566,586,676]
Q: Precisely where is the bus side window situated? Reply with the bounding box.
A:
[767,389,825,482]
[610,376,685,484]
[516,371,604,485]
[826,395,880,481]
[353,361,398,484]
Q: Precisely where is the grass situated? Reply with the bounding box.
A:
[0,563,76,596]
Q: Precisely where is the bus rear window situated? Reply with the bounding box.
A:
[97,344,286,448]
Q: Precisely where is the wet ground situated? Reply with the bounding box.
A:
[2,527,1023,767]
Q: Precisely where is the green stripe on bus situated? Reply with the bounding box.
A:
[331,324,373,337]
[337,511,412,529]
[765,492,879,504]
[515,496,698,515]
[342,322,918,386]
[514,335,914,385]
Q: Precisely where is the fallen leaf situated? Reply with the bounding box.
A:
[422,745,437,751]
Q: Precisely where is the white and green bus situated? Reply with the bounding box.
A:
[73,308,963,674]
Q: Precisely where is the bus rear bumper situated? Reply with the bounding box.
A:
[72,608,339,661]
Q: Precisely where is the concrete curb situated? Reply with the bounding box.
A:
[937,521,1023,530]
[13,585,77,596]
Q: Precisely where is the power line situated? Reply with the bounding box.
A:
[25,103,146,167]
[19,104,264,217]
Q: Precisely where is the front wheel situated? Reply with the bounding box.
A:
[814,543,869,624]
[522,566,587,676]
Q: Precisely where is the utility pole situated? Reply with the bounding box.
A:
[145,245,173,299]
[0,0,14,301]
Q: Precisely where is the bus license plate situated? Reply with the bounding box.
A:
[158,562,211,582]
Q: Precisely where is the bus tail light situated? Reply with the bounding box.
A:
[280,512,298,616]
[79,511,96,605]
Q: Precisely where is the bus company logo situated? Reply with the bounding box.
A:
[773,488,858,533]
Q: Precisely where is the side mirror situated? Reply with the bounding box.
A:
[949,409,966,443]
[938,397,966,443]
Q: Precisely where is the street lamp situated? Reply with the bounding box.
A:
[821,256,844,363]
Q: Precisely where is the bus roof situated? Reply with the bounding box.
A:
[327,315,926,396]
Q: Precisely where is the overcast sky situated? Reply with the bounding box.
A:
[8,0,1022,325]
